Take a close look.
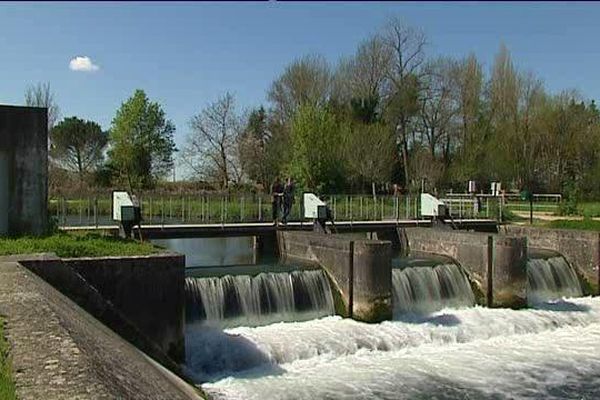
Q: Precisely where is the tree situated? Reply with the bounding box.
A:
[238,106,274,188]
[24,82,60,129]
[183,93,243,189]
[288,104,345,192]
[50,117,108,184]
[343,122,395,192]
[108,89,176,191]
[268,54,332,124]
[382,18,427,188]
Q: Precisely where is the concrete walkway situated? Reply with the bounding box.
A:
[0,262,203,400]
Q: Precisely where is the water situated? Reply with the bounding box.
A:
[185,269,335,328]
[527,255,583,305]
[195,297,600,399]
[153,237,258,267]
[392,263,475,316]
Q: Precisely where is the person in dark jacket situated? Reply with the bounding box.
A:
[270,177,284,225]
[282,177,295,224]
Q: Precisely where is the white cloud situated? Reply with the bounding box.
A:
[69,56,100,72]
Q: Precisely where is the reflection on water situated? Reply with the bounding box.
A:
[153,237,258,267]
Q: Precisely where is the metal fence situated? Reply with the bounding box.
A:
[50,192,509,227]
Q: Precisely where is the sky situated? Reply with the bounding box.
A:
[1,1,600,156]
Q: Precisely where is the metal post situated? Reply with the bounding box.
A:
[381,197,384,220]
[360,196,363,220]
[241,197,244,222]
[93,197,98,229]
[333,197,337,220]
[486,197,489,219]
[487,235,494,307]
[181,197,185,222]
[406,196,409,219]
[258,196,262,222]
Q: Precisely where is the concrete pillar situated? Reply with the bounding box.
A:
[0,151,8,235]
[352,240,392,322]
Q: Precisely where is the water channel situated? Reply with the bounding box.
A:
[154,236,598,400]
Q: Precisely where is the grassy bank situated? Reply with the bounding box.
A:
[543,219,600,231]
[0,233,160,258]
[0,318,16,400]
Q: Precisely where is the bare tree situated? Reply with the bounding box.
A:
[381,18,427,188]
[268,54,332,123]
[183,93,243,189]
[24,82,60,129]
[335,35,392,102]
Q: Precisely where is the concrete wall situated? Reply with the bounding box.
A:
[63,253,185,362]
[5,253,185,364]
[402,228,528,307]
[0,261,201,400]
[500,225,599,293]
[0,105,48,236]
[277,231,392,322]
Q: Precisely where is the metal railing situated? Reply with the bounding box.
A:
[50,192,508,228]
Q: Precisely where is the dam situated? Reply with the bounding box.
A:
[149,227,600,400]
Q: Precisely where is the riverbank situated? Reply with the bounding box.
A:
[0,233,160,258]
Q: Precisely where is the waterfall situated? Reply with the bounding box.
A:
[185,269,335,327]
[527,256,583,305]
[392,263,475,316]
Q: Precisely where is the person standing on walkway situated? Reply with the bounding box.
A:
[271,177,284,225]
[282,177,295,224]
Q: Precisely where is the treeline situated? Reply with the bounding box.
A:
[30,17,600,200]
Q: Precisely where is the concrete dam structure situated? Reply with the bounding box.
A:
[2,220,599,399]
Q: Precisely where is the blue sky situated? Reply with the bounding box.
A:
[1,1,599,152]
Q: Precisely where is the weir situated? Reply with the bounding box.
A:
[527,252,583,305]
[392,261,475,316]
[185,268,335,327]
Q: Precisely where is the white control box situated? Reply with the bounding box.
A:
[113,191,135,222]
[420,193,446,218]
[303,193,328,219]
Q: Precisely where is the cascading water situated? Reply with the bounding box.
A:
[185,269,335,328]
[392,263,475,316]
[527,255,583,305]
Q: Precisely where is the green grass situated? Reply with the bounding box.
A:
[0,233,161,258]
[0,318,16,400]
[578,202,600,218]
[544,219,600,231]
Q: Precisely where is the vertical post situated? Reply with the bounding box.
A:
[93,197,98,229]
[169,197,173,222]
[405,196,409,219]
[499,195,503,222]
[348,240,354,318]
[529,195,533,225]
[360,196,363,220]
[487,235,494,307]
[241,197,244,222]
[258,196,262,222]
[333,197,337,220]
[181,197,185,223]
[381,197,384,220]
[486,197,489,219]
[161,197,165,227]
[350,196,353,223]
[79,199,83,225]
